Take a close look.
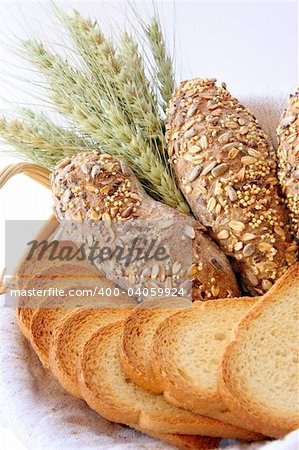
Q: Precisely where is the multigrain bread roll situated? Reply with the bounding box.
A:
[50,151,240,301]
[166,78,298,295]
[277,88,299,239]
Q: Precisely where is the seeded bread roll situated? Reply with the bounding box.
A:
[50,151,240,301]
[277,88,299,239]
[166,78,298,295]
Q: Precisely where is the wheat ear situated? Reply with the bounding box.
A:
[145,18,175,114]
[0,111,94,169]
[23,40,189,214]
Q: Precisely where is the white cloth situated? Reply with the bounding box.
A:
[0,91,298,449]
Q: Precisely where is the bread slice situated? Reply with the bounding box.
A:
[151,297,259,431]
[16,240,104,340]
[49,307,133,398]
[29,272,132,369]
[15,240,93,290]
[79,320,261,439]
[17,262,101,340]
[136,427,220,450]
[120,298,190,393]
[219,263,299,438]
[49,306,220,449]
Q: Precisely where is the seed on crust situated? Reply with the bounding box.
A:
[201,161,217,176]
[229,221,246,233]
[227,186,237,202]
[241,156,257,165]
[243,243,255,257]
[211,163,229,178]
[207,197,216,212]
[187,166,202,182]
[217,230,229,240]
[199,135,208,150]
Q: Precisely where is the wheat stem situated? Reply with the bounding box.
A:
[22,39,189,214]
[146,18,175,114]
[0,111,94,169]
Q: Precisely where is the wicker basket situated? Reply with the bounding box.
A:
[0,162,59,292]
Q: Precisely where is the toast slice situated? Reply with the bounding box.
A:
[49,307,133,398]
[49,307,219,449]
[79,320,261,439]
[151,297,259,431]
[15,240,95,289]
[219,263,299,438]
[17,262,102,340]
[120,298,190,393]
[16,240,105,340]
[29,275,132,369]
[137,427,220,450]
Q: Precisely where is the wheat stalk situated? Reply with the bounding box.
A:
[145,18,175,113]
[0,111,94,169]
[23,38,189,214]
[61,11,162,140]
[0,9,188,213]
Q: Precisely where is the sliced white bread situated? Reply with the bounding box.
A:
[79,320,261,439]
[17,262,101,340]
[49,305,220,449]
[151,297,259,431]
[49,307,133,398]
[15,240,79,290]
[29,278,131,369]
[120,298,190,393]
[136,427,220,450]
[219,263,299,438]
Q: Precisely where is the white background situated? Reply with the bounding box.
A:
[0,1,298,449]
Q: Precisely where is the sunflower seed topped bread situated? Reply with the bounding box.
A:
[277,88,299,238]
[51,151,240,301]
[49,307,133,398]
[219,263,299,438]
[166,78,298,295]
[151,297,259,430]
[79,320,260,439]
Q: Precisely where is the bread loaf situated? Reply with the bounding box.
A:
[277,88,299,238]
[219,263,299,438]
[51,151,240,301]
[166,78,298,295]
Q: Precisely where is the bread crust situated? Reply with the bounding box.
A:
[79,321,261,439]
[120,306,182,393]
[136,427,221,450]
[49,307,133,398]
[166,78,298,295]
[16,239,105,339]
[17,261,102,340]
[51,151,240,301]
[150,298,264,435]
[277,89,299,238]
[219,263,299,438]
